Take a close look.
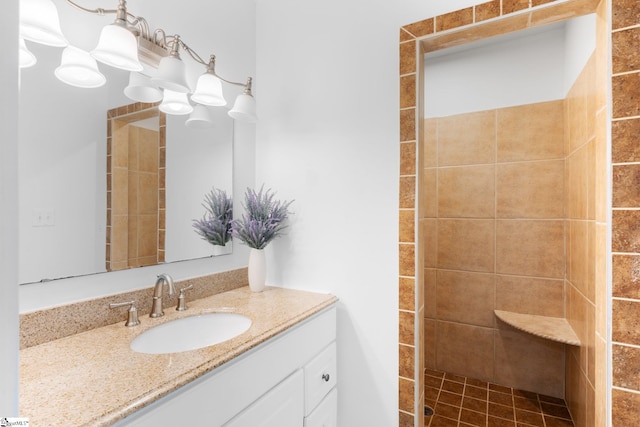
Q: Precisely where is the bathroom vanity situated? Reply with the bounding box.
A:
[19,286,337,427]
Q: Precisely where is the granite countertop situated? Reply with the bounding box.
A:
[19,286,337,427]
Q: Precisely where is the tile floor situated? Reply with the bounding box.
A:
[424,370,574,426]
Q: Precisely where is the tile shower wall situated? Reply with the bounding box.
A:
[611,0,640,425]
[400,1,608,425]
[422,99,567,398]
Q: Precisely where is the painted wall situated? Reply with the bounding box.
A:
[1,0,19,416]
[254,0,486,425]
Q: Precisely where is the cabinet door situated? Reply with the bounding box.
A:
[304,388,337,427]
[224,369,304,427]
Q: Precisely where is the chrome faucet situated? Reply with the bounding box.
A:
[150,273,176,318]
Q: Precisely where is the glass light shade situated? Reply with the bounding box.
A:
[191,73,226,106]
[124,72,163,103]
[19,38,37,68]
[55,46,106,88]
[91,24,143,72]
[151,56,190,93]
[159,90,193,115]
[20,0,68,47]
[228,93,257,123]
[186,105,214,129]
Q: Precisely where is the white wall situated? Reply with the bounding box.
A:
[1,0,19,415]
[254,0,485,425]
[424,24,567,117]
[424,14,597,118]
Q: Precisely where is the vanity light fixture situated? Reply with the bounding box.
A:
[159,90,193,115]
[185,105,214,129]
[18,0,257,123]
[124,72,163,103]
[228,78,258,123]
[20,0,68,47]
[191,56,227,107]
[19,37,37,68]
[151,36,191,93]
[55,46,106,88]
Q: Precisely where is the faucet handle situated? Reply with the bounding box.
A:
[109,300,140,327]
[176,284,194,311]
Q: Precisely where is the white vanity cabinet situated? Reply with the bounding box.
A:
[114,306,337,427]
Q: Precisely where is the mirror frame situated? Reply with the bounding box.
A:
[398,0,601,424]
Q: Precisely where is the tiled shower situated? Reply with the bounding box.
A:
[399,1,611,425]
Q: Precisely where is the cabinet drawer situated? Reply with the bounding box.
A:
[304,341,337,415]
[304,387,337,427]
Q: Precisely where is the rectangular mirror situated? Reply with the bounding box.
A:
[18,41,233,284]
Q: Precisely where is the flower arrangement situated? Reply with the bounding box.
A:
[192,188,233,247]
[231,186,293,250]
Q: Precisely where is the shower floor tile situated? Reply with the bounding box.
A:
[424,370,574,427]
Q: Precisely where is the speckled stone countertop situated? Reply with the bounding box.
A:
[19,286,337,427]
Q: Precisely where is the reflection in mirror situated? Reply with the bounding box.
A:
[106,104,166,272]
[18,42,233,285]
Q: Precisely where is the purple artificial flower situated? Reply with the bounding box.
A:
[231,186,293,249]
[193,188,233,246]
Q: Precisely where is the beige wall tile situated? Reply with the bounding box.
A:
[496,160,564,219]
[566,69,588,154]
[399,377,415,413]
[399,344,415,379]
[568,220,588,297]
[495,275,564,317]
[400,277,415,312]
[127,171,138,215]
[438,165,495,218]
[612,388,640,426]
[399,243,416,277]
[421,169,437,218]
[436,270,495,327]
[422,219,437,268]
[612,344,640,391]
[436,321,495,381]
[612,254,640,300]
[612,118,640,163]
[613,299,640,346]
[137,128,159,173]
[111,168,129,215]
[138,173,158,215]
[613,164,640,208]
[111,215,128,263]
[127,213,138,259]
[137,215,158,258]
[496,220,564,278]
[399,209,415,243]
[400,310,415,346]
[399,176,416,209]
[423,118,437,168]
[438,219,495,272]
[400,141,416,176]
[438,111,496,166]
[424,268,437,318]
[497,100,564,162]
[400,109,416,143]
[425,319,436,371]
[566,144,589,220]
[568,283,588,349]
[494,327,565,398]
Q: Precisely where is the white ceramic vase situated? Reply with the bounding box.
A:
[248,248,266,292]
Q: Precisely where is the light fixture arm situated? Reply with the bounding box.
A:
[65,0,151,40]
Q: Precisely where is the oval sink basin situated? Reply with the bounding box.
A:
[131,313,252,354]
